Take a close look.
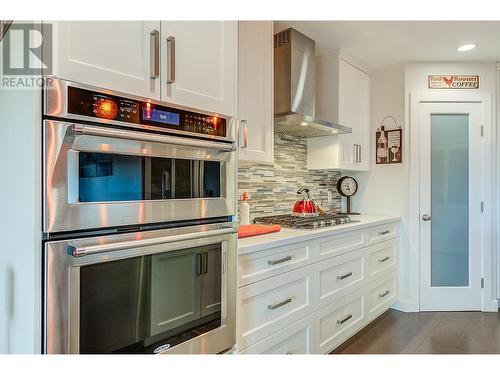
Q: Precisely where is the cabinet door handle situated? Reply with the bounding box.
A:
[337,271,353,280]
[268,255,292,266]
[203,252,208,274]
[167,36,176,84]
[150,30,160,79]
[337,314,353,325]
[239,120,248,148]
[379,290,390,298]
[161,170,170,199]
[353,144,361,163]
[378,230,390,236]
[267,297,292,310]
[196,253,203,275]
[378,256,391,263]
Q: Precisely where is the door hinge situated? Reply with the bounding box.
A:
[481,201,485,212]
[481,125,484,137]
[481,278,485,288]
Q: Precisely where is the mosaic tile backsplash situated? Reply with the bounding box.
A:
[238,132,343,220]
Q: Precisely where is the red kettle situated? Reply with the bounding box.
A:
[292,188,319,217]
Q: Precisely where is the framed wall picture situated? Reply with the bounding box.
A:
[376,126,402,164]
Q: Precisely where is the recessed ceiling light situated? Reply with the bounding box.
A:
[331,130,338,134]
[300,121,308,126]
[457,43,476,52]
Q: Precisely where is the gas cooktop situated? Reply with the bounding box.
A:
[253,213,354,230]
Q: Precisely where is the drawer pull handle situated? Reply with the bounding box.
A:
[337,314,353,325]
[337,271,353,280]
[378,256,391,263]
[378,230,390,236]
[379,290,390,298]
[268,297,292,311]
[268,255,292,266]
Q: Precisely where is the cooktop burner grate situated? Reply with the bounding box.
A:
[253,213,352,230]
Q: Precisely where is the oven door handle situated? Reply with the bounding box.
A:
[68,227,235,257]
[72,123,236,152]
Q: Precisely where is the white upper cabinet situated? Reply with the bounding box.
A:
[308,52,371,171]
[50,21,161,99]
[160,21,238,116]
[49,21,238,116]
[237,21,274,163]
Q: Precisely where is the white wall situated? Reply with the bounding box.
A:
[0,25,43,353]
[351,63,410,309]
[497,65,500,301]
[355,61,498,311]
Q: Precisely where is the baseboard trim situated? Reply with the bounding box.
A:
[392,299,419,312]
[482,299,499,312]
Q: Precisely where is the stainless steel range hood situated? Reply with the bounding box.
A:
[274,28,352,137]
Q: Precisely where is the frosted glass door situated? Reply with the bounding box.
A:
[419,102,482,311]
[430,114,469,287]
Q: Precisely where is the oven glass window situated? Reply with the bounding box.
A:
[78,152,222,202]
[79,244,223,354]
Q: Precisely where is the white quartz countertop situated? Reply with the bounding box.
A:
[238,214,400,255]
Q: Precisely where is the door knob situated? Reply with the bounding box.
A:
[422,214,431,221]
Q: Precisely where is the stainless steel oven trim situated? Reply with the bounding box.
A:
[44,78,237,143]
[44,222,237,354]
[72,123,236,152]
[43,119,236,233]
[69,227,235,257]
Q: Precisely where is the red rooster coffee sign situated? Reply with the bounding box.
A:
[428,75,480,89]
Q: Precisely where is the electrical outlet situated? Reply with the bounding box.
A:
[327,190,332,203]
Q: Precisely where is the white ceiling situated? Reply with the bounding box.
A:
[274,21,500,69]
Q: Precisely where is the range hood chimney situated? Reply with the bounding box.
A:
[274,28,351,137]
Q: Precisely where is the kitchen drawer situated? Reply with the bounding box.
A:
[366,223,398,245]
[367,239,397,280]
[367,271,397,321]
[237,265,314,350]
[314,248,367,309]
[314,230,365,262]
[314,287,366,354]
[238,241,313,287]
[239,314,315,354]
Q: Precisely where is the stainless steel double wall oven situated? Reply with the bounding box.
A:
[42,79,238,354]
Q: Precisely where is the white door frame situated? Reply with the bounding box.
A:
[409,91,497,312]
[419,102,482,310]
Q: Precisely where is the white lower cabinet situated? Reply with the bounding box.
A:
[314,248,366,309]
[237,240,313,287]
[367,240,397,280]
[367,271,398,320]
[237,265,314,350]
[236,220,400,354]
[239,314,315,354]
[315,230,366,262]
[314,287,366,354]
[366,222,398,245]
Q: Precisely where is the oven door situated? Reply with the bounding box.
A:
[43,120,236,233]
[44,222,236,354]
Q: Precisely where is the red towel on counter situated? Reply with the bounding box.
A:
[238,224,282,238]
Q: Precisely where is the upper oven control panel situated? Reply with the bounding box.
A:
[66,86,227,138]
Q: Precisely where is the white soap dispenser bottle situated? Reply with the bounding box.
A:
[239,192,250,225]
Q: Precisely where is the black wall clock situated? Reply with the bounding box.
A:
[336,176,359,214]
